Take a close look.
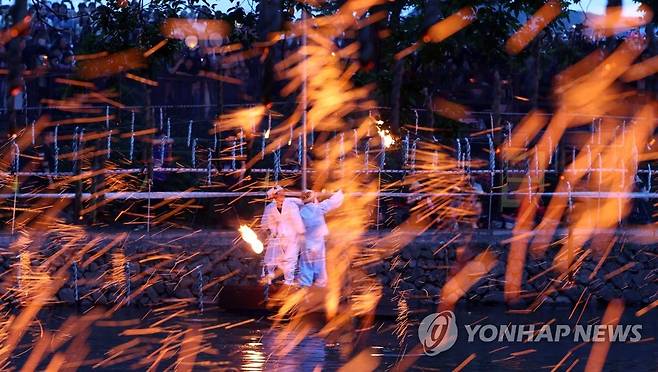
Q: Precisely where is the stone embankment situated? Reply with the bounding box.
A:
[0,229,654,308]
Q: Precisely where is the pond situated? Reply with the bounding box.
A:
[13,303,657,371]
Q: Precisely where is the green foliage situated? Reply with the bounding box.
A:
[356,1,584,111]
[46,0,602,120]
[77,0,260,66]
[78,0,179,61]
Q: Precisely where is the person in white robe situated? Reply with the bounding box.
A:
[261,186,305,285]
[298,190,344,287]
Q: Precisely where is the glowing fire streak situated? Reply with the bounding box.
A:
[505,0,561,55]
[584,299,624,371]
[238,225,264,254]
[78,49,146,79]
[585,5,653,38]
[423,7,475,43]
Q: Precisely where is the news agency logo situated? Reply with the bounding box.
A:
[418,311,459,356]
[418,311,644,356]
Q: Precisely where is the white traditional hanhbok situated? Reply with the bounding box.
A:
[298,190,344,287]
[261,198,305,284]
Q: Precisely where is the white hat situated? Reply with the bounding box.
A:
[302,190,316,203]
[266,186,284,199]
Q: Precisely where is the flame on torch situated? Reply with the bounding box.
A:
[377,127,395,148]
[239,225,264,254]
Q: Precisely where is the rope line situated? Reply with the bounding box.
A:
[1,191,656,199]
[3,167,656,177]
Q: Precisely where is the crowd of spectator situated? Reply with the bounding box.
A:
[0,1,252,112]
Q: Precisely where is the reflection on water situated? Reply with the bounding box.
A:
[241,340,265,371]
[19,304,658,371]
[260,330,327,371]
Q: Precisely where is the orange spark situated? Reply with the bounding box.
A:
[213,105,265,134]
[175,328,202,372]
[88,92,126,109]
[506,0,562,55]
[74,51,109,61]
[505,191,540,302]
[453,353,477,372]
[552,104,655,272]
[584,299,624,372]
[125,73,159,86]
[440,251,497,310]
[621,54,658,82]
[144,39,168,57]
[198,71,242,85]
[603,262,636,280]
[203,43,243,55]
[78,49,146,79]
[433,97,470,121]
[635,299,657,317]
[54,78,96,90]
[394,42,419,60]
[119,128,157,138]
[423,7,475,43]
[502,110,548,162]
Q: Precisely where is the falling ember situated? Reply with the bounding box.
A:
[377,128,395,148]
[433,97,470,121]
[584,299,625,372]
[238,225,264,254]
[125,73,159,86]
[622,54,658,82]
[423,6,475,43]
[585,5,653,38]
[505,0,561,55]
[440,251,497,311]
[144,39,168,57]
[54,78,96,89]
[213,105,266,134]
[78,49,146,79]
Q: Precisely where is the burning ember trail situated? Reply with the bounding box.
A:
[0,0,655,371]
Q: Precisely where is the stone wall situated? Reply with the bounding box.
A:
[0,230,655,308]
[367,234,657,307]
[0,231,262,308]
